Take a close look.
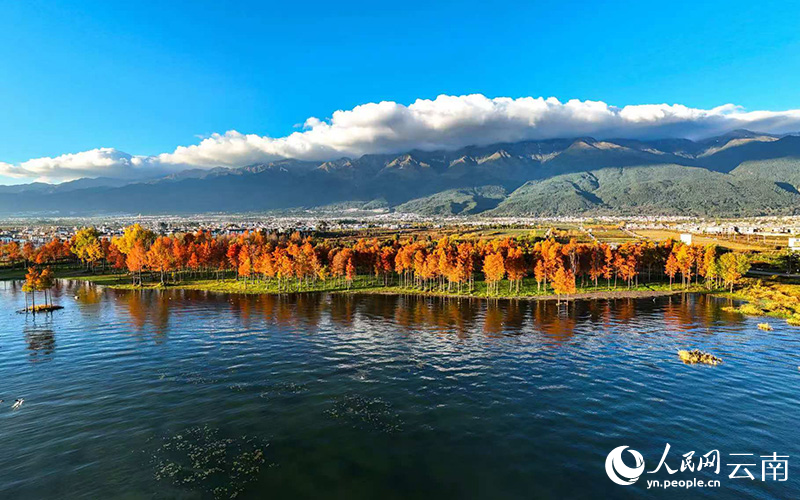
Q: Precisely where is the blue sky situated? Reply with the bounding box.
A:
[1,0,799,182]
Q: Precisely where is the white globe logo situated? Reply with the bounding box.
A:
[605,446,645,486]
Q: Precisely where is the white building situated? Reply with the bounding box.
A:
[680,233,693,245]
[789,238,800,251]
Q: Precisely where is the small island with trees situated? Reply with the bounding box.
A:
[19,266,61,314]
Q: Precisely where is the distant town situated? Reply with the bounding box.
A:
[2,213,800,251]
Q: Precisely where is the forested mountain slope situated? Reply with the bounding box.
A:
[490,165,800,217]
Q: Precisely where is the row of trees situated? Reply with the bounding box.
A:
[663,243,751,292]
[1,225,752,297]
[0,238,72,268]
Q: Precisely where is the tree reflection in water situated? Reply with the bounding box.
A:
[24,322,55,362]
[289,294,323,330]
[387,296,480,338]
[329,295,355,327]
[531,300,577,343]
[115,289,171,343]
[661,293,746,339]
[483,300,505,336]
[56,286,750,351]
[73,282,103,305]
[233,292,324,331]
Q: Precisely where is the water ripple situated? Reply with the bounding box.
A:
[0,285,797,498]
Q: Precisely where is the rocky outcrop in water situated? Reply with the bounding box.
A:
[678,349,723,366]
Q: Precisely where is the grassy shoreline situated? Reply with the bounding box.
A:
[3,268,718,302]
[715,279,800,326]
[4,265,798,323]
[68,273,800,326]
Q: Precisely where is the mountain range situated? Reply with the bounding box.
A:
[2,129,800,217]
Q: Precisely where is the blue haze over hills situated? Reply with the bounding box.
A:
[2,130,800,217]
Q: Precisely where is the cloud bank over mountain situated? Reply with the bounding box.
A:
[4,94,800,182]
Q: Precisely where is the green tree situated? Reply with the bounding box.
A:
[112,224,155,256]
[702,245,719,289]
[718,252,751,292]
[71,227,102,270]
[777,249,800,274]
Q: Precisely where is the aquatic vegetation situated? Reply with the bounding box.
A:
[678,349,722,366]
[757,322,773,331]
[738,303,765,316]
[158,371,220,386]
[259,381,309,399]
[325,394,403,433]
[152,425,270,498]
[723,280,800,327]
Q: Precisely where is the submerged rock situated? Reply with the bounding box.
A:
[678,349,722,366]
[757,323,774,331]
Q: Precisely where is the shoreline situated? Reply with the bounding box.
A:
[341,287,699,302]
[16,304,64,314]
[39,273,712,302]
[713,280,800,326]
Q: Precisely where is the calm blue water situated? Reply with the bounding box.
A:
[0,280,798,499]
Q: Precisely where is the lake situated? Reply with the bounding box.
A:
[0,280,798,499]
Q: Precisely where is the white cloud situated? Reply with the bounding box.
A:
[4,94,800,182]
[0,148,168,182]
